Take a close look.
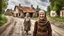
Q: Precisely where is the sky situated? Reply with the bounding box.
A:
[7,0,50,11]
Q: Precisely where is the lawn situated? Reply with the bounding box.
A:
[0,14,6,26]
[54,17,64,22]
[31,17,38,20]
[50,16,64,22]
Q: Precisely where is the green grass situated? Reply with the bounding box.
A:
[49,16,64,22]
[54,17,64,22]
[31,17,38,20]
[0,14,6,26]
[46,12,64,22]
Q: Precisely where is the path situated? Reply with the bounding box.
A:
[0,16,64,36]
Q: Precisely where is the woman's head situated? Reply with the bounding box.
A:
[39,10,46,20]
[26,13,30,17]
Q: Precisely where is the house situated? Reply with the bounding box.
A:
[13,4,37,17]
[50,10,57,17]
[5,9,14,16]
[60,7,64,17]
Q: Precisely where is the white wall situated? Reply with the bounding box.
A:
[50,10,56,17]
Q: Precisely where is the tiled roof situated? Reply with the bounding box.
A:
[15,6,36,13]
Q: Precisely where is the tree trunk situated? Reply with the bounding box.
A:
[0,0,2,14]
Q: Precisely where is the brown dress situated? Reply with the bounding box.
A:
[24,17,31,31]
[33,20,52,36]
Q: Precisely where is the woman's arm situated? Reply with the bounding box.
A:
[24,18,26,26]
[29,17,31,26]
[47,21,52,36]
[33,21,38,36]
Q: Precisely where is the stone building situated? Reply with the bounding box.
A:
[5,9,14,16]
[13,5,37,18]
[60,7,64,18]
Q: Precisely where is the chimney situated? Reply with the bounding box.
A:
[37,5,39,9]
[19,4,21,6]
[36,5,40,11]
[31,5,33,8]
[31,5,35,9]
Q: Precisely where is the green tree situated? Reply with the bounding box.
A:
[47,6,51,15]
[47,0,64,16]
[2,0,7,10]
[0,0,2,13]
[0,0,7,24]
[0,0,7,14]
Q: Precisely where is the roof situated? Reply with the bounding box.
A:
[14,6,36,13]
[6,9,12,12]
[6,9,14,12]
[61,7,64,10]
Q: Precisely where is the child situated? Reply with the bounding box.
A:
[24,13,31,35]
[33,10,52,36]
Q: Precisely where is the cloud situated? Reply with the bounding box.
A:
[7,0,50,10]
[40,0,49,3]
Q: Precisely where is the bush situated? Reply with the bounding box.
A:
[55,17,64,22]
[50,16,64,22]
[0,14,6,25]
[31,17,38,20]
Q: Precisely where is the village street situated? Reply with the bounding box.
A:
[0,16,64,36]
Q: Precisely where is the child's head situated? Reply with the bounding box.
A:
[39,10,46,20]
[26,13,30,17]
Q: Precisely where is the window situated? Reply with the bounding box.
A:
[52,13,55,15]
[62,12,63,16]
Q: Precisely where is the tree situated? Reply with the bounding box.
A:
[0,0,7,14]
[2,0,7,10]
[0,0,7,24]
[0,0,2,13]
[47,6,51,12]
[47,6,51,15]
[47,0,64,16]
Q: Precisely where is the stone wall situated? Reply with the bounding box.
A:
[60,10,64,17]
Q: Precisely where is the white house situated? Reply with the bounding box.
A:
[50,10,57,17]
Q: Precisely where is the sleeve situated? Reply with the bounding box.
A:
[47,21,52,36]
[33,21,38,36]
[24,18,26,26]
[29,17,31,26]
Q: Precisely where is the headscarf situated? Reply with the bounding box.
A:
[38,10,47,23]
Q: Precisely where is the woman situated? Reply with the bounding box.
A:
[33,10,52,36]
[24,13,31,35]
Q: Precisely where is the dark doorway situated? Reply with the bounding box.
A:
[29,13,33,17]
[62,12,63,16]
[19,13,20,16]
[24,13,26,17]
[16,13,18,17]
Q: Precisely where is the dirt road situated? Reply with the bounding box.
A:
[0,16,64,36]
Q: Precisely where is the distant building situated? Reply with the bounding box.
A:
[60,7,64,18]
[5,9,14,16]
[50,10,57,17]
[13,4,37,17]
